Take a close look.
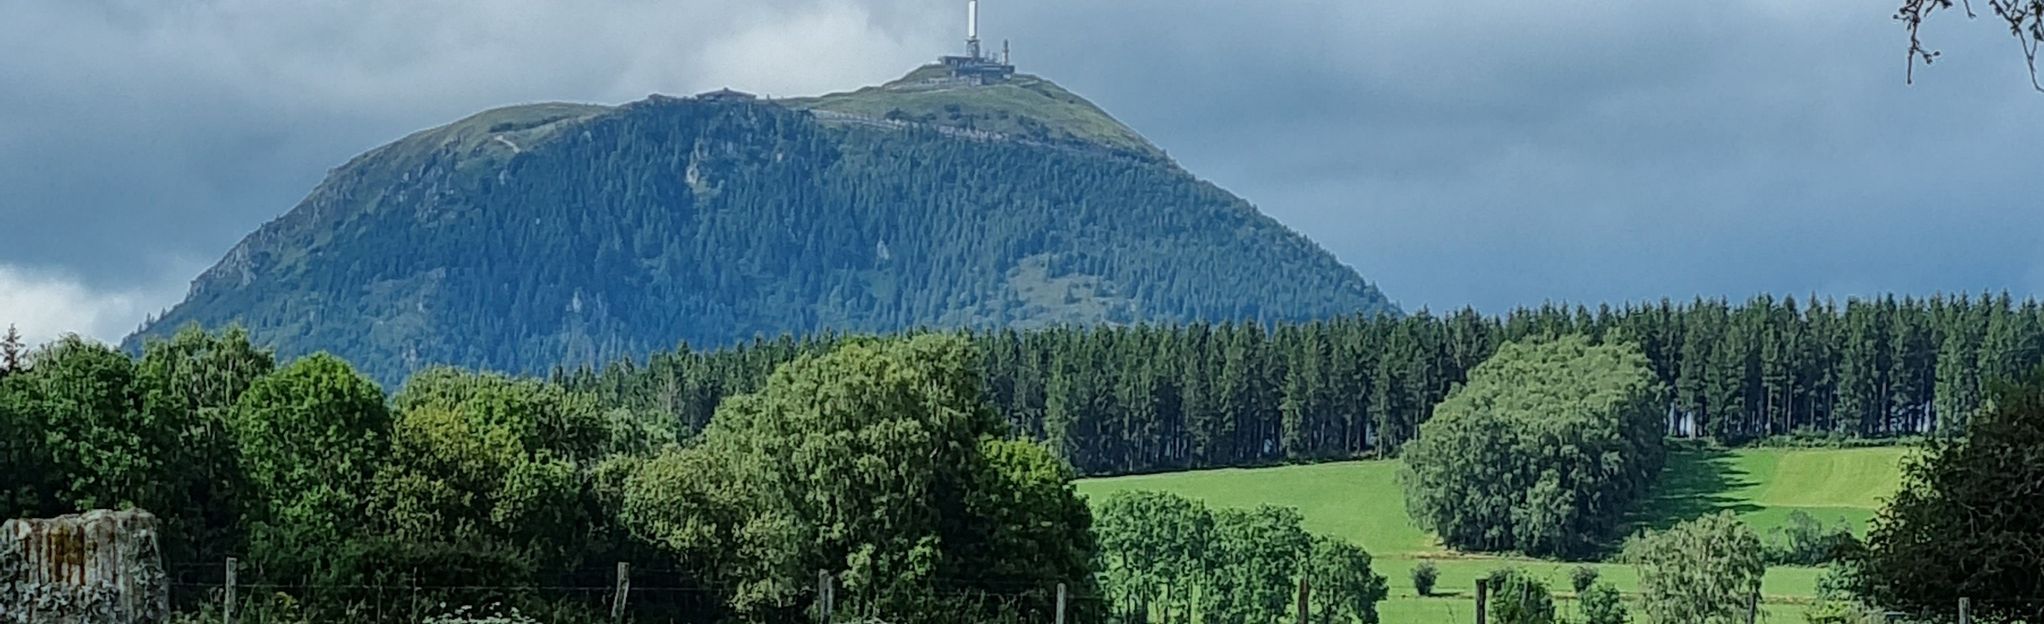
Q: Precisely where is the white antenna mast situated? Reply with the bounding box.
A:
[966,0,982,59]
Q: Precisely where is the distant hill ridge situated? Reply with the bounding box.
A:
[129,67,1397,384]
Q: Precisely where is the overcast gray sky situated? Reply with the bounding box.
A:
[2,0,2040,345]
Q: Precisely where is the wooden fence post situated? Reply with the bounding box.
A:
[1296,577,1310,624]
[611,562,629,624]
[222,557,236,624]
[409,568,420,624]
[816,571,834,624]
[1959,597,1972,624]
[1055,582,1068,624]
[1473,577,1487,624]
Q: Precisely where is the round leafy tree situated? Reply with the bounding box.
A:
[1400,335,1665,558]
[1624,512,1765,624]
[616,335,1098,623]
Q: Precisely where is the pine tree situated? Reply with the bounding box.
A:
[0,324,23,375]
[1279,333,1312,458]
[1704,305,1754,441]
[1761,297,1798,435]
[560,292,2044,473]
[1408,314,1451,429]
[1178,326,1217,465]
[1217,326,1261,462]
[1800,296,1840,432]
[1676,302,1719,437]
[1976,293,2035,387]
[1934,311,1982,434]
[1372,321,1418,450]
[1835,301,1885,436]
[1114,334,1160,472]
[1978,299,2013,385]
[1325,325,1370,456]
[1887,299,1935,434]
[1043,338,1092,467]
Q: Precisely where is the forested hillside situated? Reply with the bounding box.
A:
[125,72,1395,385]
[570,293,2043,475]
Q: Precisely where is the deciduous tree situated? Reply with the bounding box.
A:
[1624,512,1766,624]
[1485,569,1556,624]
[7,336,165,515]
[231,353,392,579]
[1306,536,1388,624]
[621,335,1098,624]
[1858,367,2044,622]
[1400,336,1664,558]
[134,325,275,559]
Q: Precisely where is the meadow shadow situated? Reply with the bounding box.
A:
[1621,445,1764,535]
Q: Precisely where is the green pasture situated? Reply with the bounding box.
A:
[1074,446,1910,622]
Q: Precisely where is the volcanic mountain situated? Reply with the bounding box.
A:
[127,67,1397,384]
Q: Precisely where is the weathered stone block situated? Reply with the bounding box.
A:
[0,510,170,624]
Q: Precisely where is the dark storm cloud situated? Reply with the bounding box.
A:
[1,0,2039,342]
[990,0,2044,312]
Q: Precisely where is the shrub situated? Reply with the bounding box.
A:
[1800,601,1868,624]
[1579,582,1628,624]
[1803,559,1873,623]
[1411,561,1440,597]
[1762,511,1860,565]
[1485,569,1556,624]
[1570,565,1601,595]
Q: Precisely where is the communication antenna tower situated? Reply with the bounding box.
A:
[966,0,982,59]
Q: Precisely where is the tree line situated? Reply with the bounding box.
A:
[0,328,1099,624]
[567,292,2044,475]
[9,313,2043,622]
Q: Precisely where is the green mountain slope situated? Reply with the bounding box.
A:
[128,69,1396,384]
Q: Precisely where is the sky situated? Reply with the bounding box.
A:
[1,0,2041,345]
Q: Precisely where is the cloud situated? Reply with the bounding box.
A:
[0,0,942,282]
[2,0,2042,326]
[688,0,932,97]
[0,262,197,347]
[994,0,2044,310]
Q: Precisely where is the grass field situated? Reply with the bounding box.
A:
[1073,446,1908,622]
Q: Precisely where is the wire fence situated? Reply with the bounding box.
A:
[152,560,1101,624]
[13,556,2035,623]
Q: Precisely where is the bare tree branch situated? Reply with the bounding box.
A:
[1897,0,2044,91]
